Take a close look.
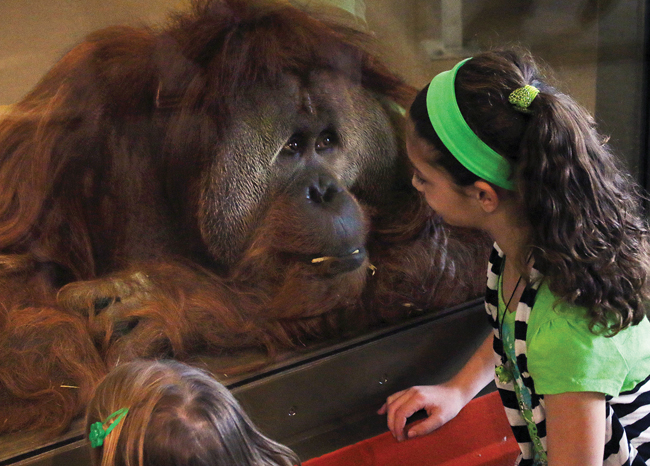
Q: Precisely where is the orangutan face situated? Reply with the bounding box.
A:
[197,71,399,274]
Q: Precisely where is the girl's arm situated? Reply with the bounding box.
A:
[378,333,495,441]
[545,391,606,465]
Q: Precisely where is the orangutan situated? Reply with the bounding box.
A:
[0,0,489,436]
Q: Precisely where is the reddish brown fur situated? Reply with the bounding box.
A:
[0,0,489,436]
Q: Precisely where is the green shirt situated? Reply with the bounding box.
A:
[520,282,650,396]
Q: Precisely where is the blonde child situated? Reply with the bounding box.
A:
[86,359,300,466]
[379,49,650,465]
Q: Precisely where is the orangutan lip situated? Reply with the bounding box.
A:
[311,248,360,264]
[307,247,367,276]
[310,247,363,264]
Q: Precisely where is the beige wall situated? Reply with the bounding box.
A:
[0,0,188,105]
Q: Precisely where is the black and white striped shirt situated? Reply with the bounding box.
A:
[486,244,650,465]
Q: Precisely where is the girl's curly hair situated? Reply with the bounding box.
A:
[410,48,650,335]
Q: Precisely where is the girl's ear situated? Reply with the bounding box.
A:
[472,181,500,213]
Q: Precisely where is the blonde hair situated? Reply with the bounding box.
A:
[86,359,300,466]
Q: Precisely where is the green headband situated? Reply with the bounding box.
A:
[89,408,129,448]
[426,58,515,190]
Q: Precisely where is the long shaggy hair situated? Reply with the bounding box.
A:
[0,0,489,436]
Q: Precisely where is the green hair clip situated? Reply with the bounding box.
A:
[89,408,129,448]
[508,85,539,113]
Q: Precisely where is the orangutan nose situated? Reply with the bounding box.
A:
[306,174,342,204]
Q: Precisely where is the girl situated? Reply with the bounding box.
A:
[86,359,300,466]
[378,49,650,465]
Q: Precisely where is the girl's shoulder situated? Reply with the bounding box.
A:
[527,281,650,395]
[530,281,650,337]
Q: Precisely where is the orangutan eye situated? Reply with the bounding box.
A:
[282,137,301,155]
[316,131,337,151]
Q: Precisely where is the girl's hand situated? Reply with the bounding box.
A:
[377,383,466,442]
[377,334,496,442]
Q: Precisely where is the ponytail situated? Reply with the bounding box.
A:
[517,86,650,333]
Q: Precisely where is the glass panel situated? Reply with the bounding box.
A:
[0,1,647,461]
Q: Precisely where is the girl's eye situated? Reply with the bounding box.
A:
[412,171,427,185]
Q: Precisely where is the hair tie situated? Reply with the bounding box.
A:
[508,85,539,113]
[89,408,129,448]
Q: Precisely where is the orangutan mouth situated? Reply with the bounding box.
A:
[309,247,367,276]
